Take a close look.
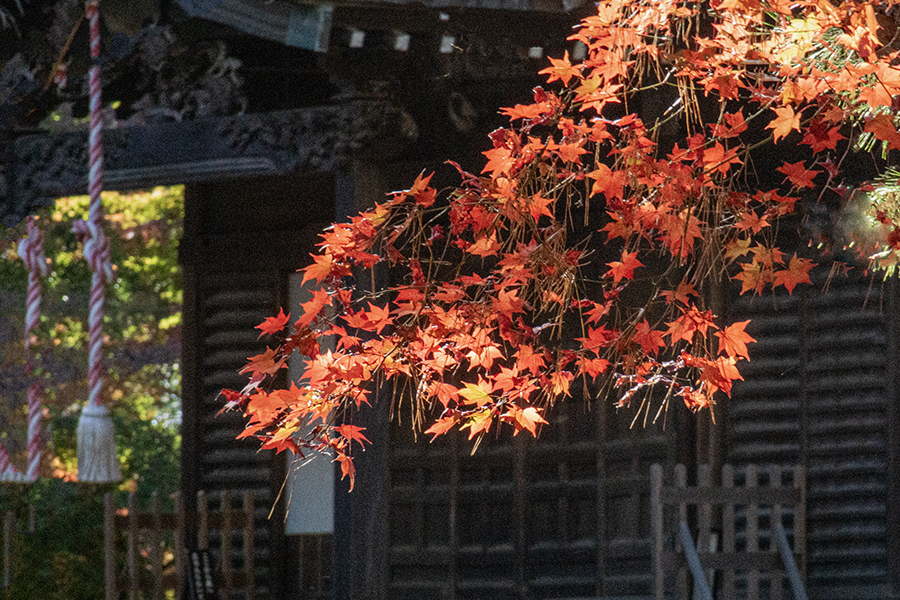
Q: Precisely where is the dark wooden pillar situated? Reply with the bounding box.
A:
[887,277,900,597]
[332,162,392,600]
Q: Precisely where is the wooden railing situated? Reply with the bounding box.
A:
[104,490,255,600]
[651,463,806,600]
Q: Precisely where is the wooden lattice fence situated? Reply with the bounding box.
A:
[104,489,255,600]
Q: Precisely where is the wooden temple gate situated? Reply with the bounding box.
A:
[3,1,900,599]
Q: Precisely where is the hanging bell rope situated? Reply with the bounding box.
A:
[0,218,49,484]
[74,0,120,483]
[18,218,48,482]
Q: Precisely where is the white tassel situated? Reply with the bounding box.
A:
[76,404,121,483]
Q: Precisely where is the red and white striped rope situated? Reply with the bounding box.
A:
[16,218,48,481]
[73,0,114,412]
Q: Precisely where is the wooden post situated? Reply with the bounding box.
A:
[3,511,12,589]
[770,465,783,600]
[151,492,162,600]
[697,464,712,595]
[721,464,735,600]
[222,490,233,598]
[175,491,185,600]
[746,465,760,600]
[795,466,806,578]
[674,464,688,598]
[105,493,116,600]
[127,492,138,600]
[243,491,255,600]
[197,490,208,551]
[650,463,664,600]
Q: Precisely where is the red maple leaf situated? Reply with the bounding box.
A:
[605,251,643,283]
[425,414,459,440]
[587,164,626,201]
[301,253,336,285]
[776,161,819,189]
[334,424,371,448]
[256,307,290,338]
[633,320,665,355]
[773,254,814,294]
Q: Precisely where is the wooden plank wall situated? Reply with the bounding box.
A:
[180,174,334,599]
[388,397,675,599]
[727,269,898,599]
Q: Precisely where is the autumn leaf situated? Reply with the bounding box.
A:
[508,405,548,436]
[766,106,801,143]
[425,414,459,440]
[294,289,330,330]
[715,320,756,360]
[528,192,555,222]
[239,347,285,376]
[776,161,819,189]
[467,234,502,257]
[733,260,770,295]
[256,307,290,338]
[539,50,581,86]
[605,251,643,283]
[334,453,356,491]
[633,320,665,355]
[463,410,494,440]
[773,254,814,294]
[587,164,626,201]
[363,302,392,334]
[459,380,494,406]
[493,287,526,317]
[735,211,769,234]
[864,113,900,151]
[301,253,335,285]
[334,424,371,448]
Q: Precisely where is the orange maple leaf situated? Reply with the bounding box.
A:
[256,307,290,338]
[239,347,285,376]
[715,320,756,360]
[493,287,525,317]
[587,164,626,201]
[334,453,356,491]
[773,254,814,294]
[539,50,581,86]
[467,234,502,257]
[528,192,555,222]
[735,211,770,234]
[733,260,770,295]
[605,251,643,283]
[425,414,459,440]
[508,405,548,436]
[864,113,900,151]
[766,106,801,143]
[363,302,392,334]
[301,253,335,285]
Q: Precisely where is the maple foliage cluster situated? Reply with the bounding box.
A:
[223,0,900,488]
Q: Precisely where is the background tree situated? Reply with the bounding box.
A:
[0,186,183,597]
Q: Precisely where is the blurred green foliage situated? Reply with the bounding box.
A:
[0,186,183,597]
